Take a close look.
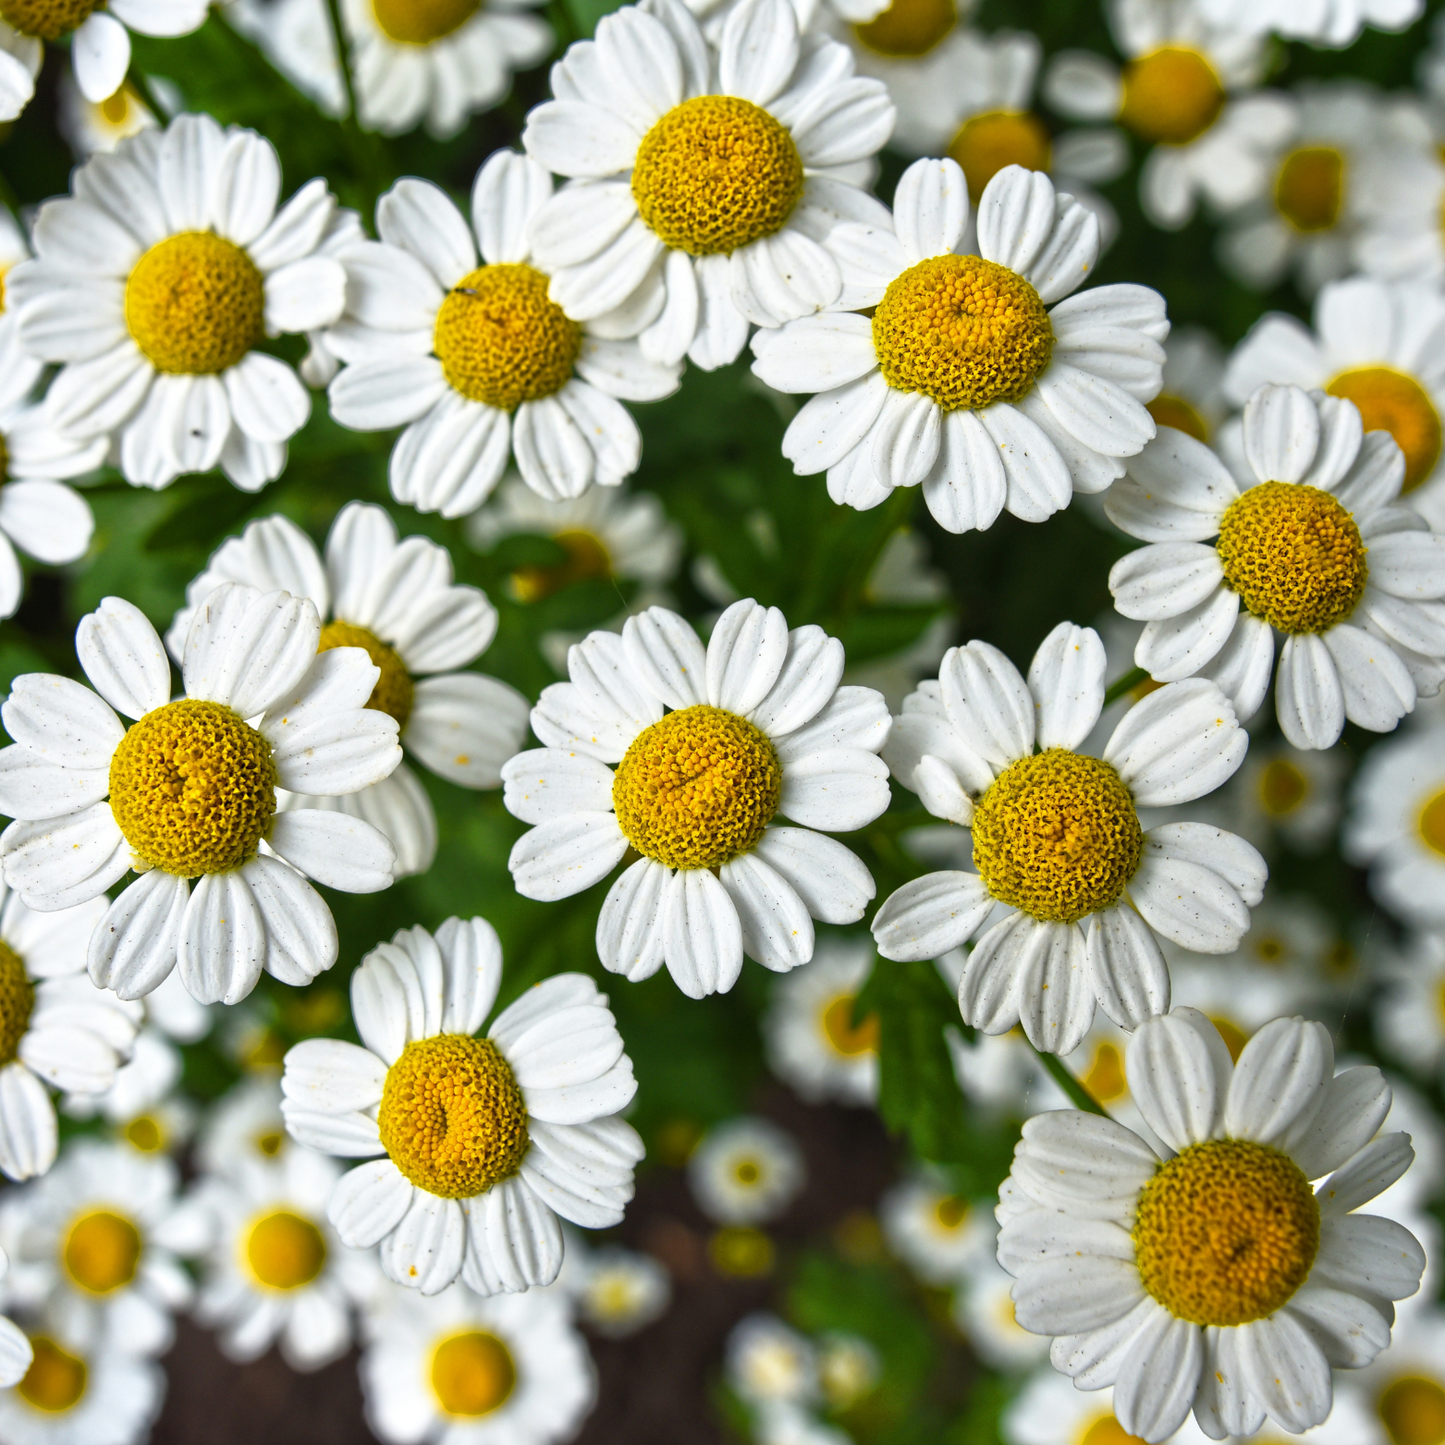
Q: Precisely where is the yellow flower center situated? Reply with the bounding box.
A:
[317,620,414,729]
[631,96,805,257]
[1209,1015,1249,1063]
[124,231,266,375]
[108,699,277,878]
[62,1210,142,1295]
[733,1157,762,1184]
[612,705,782,871]
[971,749,1142,924]
[432,264,581,412]
[510,529,612,604]
[1251,933,1286,965]
[1257,756,1308,817]
[0,0,97,40]
[123,1114,166,1152]
[872,255,1054,413]
[1274,146,1345,234]
[429,1331,516,1417]
[1118,47,1225,146]
[1418,788,1445,859]
[1379,1376,1445,1445]
[1146,393,1209,443]
[1133,1138,1319,1327]
[245,1210,327,1291]
[932,1195,969,1231]
[99,86,135,126]
[708,1225,775,1276]
[371,0,478,40]
[1326,366,1442,494]
[1078,1416,1145,1445]
[947,110,1052,206]
[1081,1040,1127,1102]
[377,1035,529,1200]
[17,1338,87,1414]
[851,0,955,56]
[0,941,33,1068]
[1216,481,1368,634]
[821,994,879,1056]
[255,1129,286,1157]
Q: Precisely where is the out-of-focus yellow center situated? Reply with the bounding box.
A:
[0,941,32,1067]
[947,111,1052,204]
[1209,1015,1249,1063]
[1379,1375,1445,1445]
[317,620,415,729]
[0,0,97,40]
[1327,366,1442,494]
[17,1337,86,1413]
[851,0,955,55]
[932,1195,969,1231]
[1147,393,1209,443]
[1078,1415,1146,1445]
[709,1225,775,1276]
[733,1158,762,1185]
[821,994,879,1056]
[1418,788,1445,858]
[63,1210,142,1295]
[1257,756,1308,817]
[123,1114,166,1153]
[371,0,479,42]
[510,529,612,603]
[256,1129,286,1157]
[1081,1040,1127,1102]
[1118,47,1225,146]
[429,1331,516,1417]
[99,86,135,125]
[1274,146,1345,233]
[245,1210,327,1291]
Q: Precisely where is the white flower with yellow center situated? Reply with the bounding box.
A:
[521,0,895,373]
[62,1027,195,1159]
[1354,126,1445,290]
[1145,328,1227,448]
[0,1329,162,1445]
[502,599,891,998]
[1224,276,1445,530]
[954,1253,1050,1371]
[998,1009,1425,1442]
[875,622,1260,1056]
[1357,1306,1445,1445]
[0,583,403,1006]
[197,1075,293,1176]
[568,1243,671,1338]
[56,73,157,160]
[281,917,643,1297]
[0,208,39,414]
[1197,0,1420,48]
[684,0,888,44]
[166,503,529,880]
[880,1168,991,1285]
[360,1280,595,1445]
[727,1312,818,1407]
[1004,1367,1223,1444]
[327,151,679,511]
[762,936,878,1105]
[1224,742,1343,856]
[1042,0,1276,232]
[753,159,1166,532]
[8,113,350,493]
[1108,383,1445,751]
[0,1253,29,1391]
[1374,933,1445,1084]
[689,1115,804,1225]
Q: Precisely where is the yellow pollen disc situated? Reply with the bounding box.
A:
[947,110,1053,205]
[612,704,782,871]
[1327,366,1442,494]
[1081,1041,1127,1102]
[1437,978,1445,1032]
[933,1195,969,1231]
[255,1129,286,1157]
[429,1331,516,1418]
[1380,1375,1445,1445]
[63,1210,142,1295]
[124,231,265,375]
[1253,934,1285,965]
[709,1225,775,1277]
[378,1035,529,1199]
[108,698,277,878]
[432,265,581,411]
[1078,1416,1146,1445]
[1117,47,1225,146]
[1258,757,1308,817]
[18,1338,87,1414]
[0,0,97,39]
[0,941,33,1067]
[123,1115,165,1152]
[631,95,805,257]
[1273,146,1345,233]
[245,1210,327,1291]
[1209,1016,1248,1063]
[851,0,955,57]
[821,994,879,1056]
[510,529,612,604]
[1147,393,1209,443]
[99,87,134,126]
[1418,788,1445,859]
[1216,481,1368,634]
[1133,1138,1319,1327]
[971,749,1143,924]
[371,0,479,41]
[317,620,415,729]
[733,1158,762,1184]
[872,254,1054,413]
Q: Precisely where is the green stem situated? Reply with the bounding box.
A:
[322,0,360,126]
[1029,1040,1109,1117]
[1102,665,1148,707]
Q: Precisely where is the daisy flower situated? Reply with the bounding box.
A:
[502,599,891,998]
[1223,276,1445,529]
[879,1168,991,1285]
[954,1253,1049,1371]
[0,1254,28,1390]
[997,1008,1426,1442]
[1146,327,1228,447]
[727,1312,819,1408]
[281,916,643,1297]
[0,583,402,1006]
[197,1075,292,1176]
[1357,1306,1445,1445]
[1197,0,1421,48]
[567,1243,671,1337]
[1354,129,1445,289]
[8,113,350,492]
[0,208,40,414]
[360,1281,596,1445]
[1371,934,1445,1082]
[752,159,1167,532]
[56,73,157,160]
[63,1027,195,1158]
[166,503,530,879]
[1003,1367,1217,1444]
[874,621,1261,1056]
[762,936,878,1106]
[1224,742,1344,856]
[688,1116,805,1225]
[1107,383,1445,751]
[817,1333,879,1412]
[0,1328,162,1445]
[327,151,680,511]
[521,0,895,372]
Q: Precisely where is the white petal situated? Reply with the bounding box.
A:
[267,810,395,893]
[182,583,321,718]
[663,867,743,998]
[243,853,339,984]
[328,1159,413,1248]
[1028,621,1105,750]
[380,1192,465,1295]
[1275,633,1345,751]
[1104,678,1246,806]
[87,868,187,1000]
[893,157,969,264]
[719,851,813,972]
[752,826,875,924]
[177,870,266,1006]
[1242,385,1320,485]
[0,1062,56,1181]
[1225,1017,1333,1147]
[706,599,789,715]
[596,857,668,982]
[1124,1007,1230,1153]
[871,870,992,961]
[938,640,1034,766]
[1087,904,1170,1030]
[508,813,628,901]
[282,1037,386,1115]
[76,596,170,720]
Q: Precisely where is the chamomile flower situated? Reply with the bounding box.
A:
[63,1028,194,1158]
[998,1009,1424,1442]
[686,0,889,43]
[1108,384,1445,751]
[0,209,39,414]
[762,936,879,1106]
[56,74,156,160]
[689,1116,805,1225]
[1147,328,1228,447]
[223,0,347,120]
[954,1253,1050,1371]
[521,0,895,372]
[0,1328,162,1445]
[503,599,891,998]
[281,916,643,1297]
[1197,0,1421,48]
[727,1313,819,1407]
[197,1076,292,1176]
[327,151,680,511]
[879,1168,991,1284]
[167,504,529,879]
[1224,742,1344,856]
[1356,1307,1445,1445]
[875,622,1260,1056]
[752,160,1167,532]
[8,113,350,492]
[1372,933,1445,1083]
[569,1244,671,1337]
[0,1254,29,1390]
[0,584,402,1006]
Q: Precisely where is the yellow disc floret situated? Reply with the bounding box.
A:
[63,1210,142,1295]
[1081,1040,1127,1103]
[371,0,480,42]
[947,111,1052,206]
[1257,756,1308,817]
[1147,393,1209,443]
[933,1195,969,1231]
[18,1338,87,1413]
[1419,788,1445,859]
[124,231,266,375]
[821,995,879,1056]
[1079,1416,1146,1445]
[612,704,782,871]
[1216,481,1368,634]
[245,1210,327,1291]
[430,1331,516,1417]
[0,941,33,1067]
[0,0,98,40]
[510,530,612,604]
[632,96,805,257]
[1327,366,1443,494]
[852,0,955,57]
[872,255,1054,412]
[971,749,1142,924]
[1274,146,1345,233]
[378,1035,529,1200]
[432,265,581,412]
[1118,47,1225,147]
[1133,1138,1320,1327]
[1379,1376,1445,1445]
[317,620,415,729]
[108,699,277,878]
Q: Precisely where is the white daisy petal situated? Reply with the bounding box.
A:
[976,165,1058,277]
[0,749,108,822]
[473,149,553,267]
[182,583,322,718]
[466,1176,564,1292]
[979,402,1073,523]
[281,1103,383,1156]
[1135,589,1240,682]
[1104,679,1246,807]
[405,673,529,789]
[0,1061,56,1182]
[1280,1066,1391,1182]
[508,812,629,901]
[377,178,476,290]
[242,853,339,985]
[501,748,615,825]
[1316,1133,1415,1216]
[0,803,131,910]
[872,870,993,961]
[1224,1017,1332,1147]
[1321,624,1415,734]
[1275,633,1345,751]
[1012,1253,1146,1335]
[782,371,888,476]
[893,158,969,266]
[663,867,744,999]
[1107,430,1237,542]
[86,867,188,1000]
[778,747,889,832]
[596,858,669,982]
[223,352,310,445]
[328,1160,414,1249]
[1124,1007,1230,1153]
[1127,845,1252,955]
[718,0,798,107]
[267,810,395,893]
[380,1191,465,1295]
[1111,1309,1202,1444]
[281,1037,387,1115]
[76,596,171,720]
[752,826,875,924]
[621,606,708,710]
[921,407,1008,534]
[719,851,813,972]
[1109,544,1225,623]
[518,1117,642,1228]
[1285,1287,1391,1370]
[939,640,1034,767]
[1087,905,1171,1031]
[1016,919,1093,1056]
[1028,621,1106,751]
[1241,385,1320,486]
[706,599,789,715]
